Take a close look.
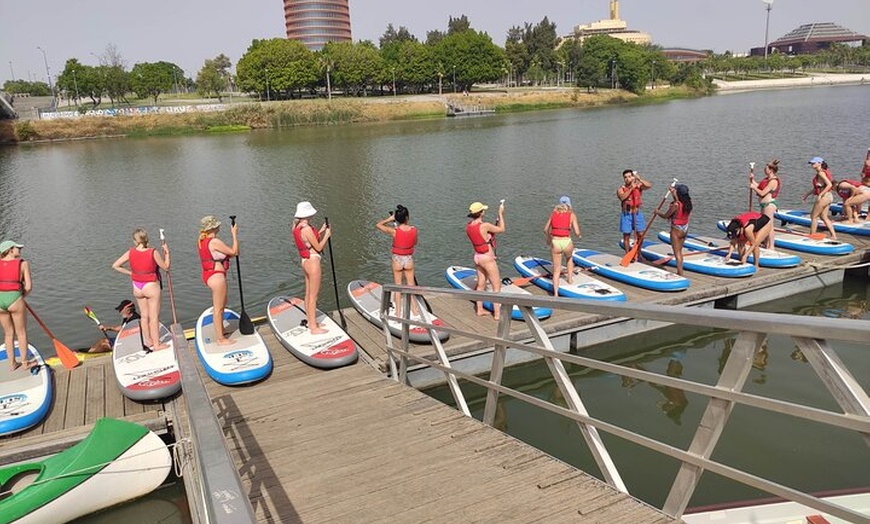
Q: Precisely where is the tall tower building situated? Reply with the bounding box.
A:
[284,0,353,51]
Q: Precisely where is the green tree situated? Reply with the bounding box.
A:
[236,38,318,99]
[131,62,182,104]
[435,29,506,91]
[323,41,385,96]
[102,65,131,107]
[505,26,530,85]
[197,57,229,101]
[447,15,471,35]
[3,80,51,96]
[57,59,87,105]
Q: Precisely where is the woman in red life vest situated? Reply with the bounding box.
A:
[801,157,837,240]
[749,159,780,249]
[0,240,34,371]
[466,200,505,320]
[293,201,331,334]
[112,228,171,350]
[543,196,581,296]
[376,204,419,318]
[835,179,868,223]
[655,184,693,276]
[197,216,238,346]
[724,212,772,268]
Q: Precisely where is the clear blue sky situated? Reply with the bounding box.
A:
[2,0,868,84]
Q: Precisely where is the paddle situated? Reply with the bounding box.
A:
[228,216,254,335]
[83,306,111,341]
[651,245,728,266]
[25,302,79,370]
[621,178,678,266]
[773,227,826,240]
[491,198,505,258]
[748,162,755,212]
[324,216,347,329]
[510,263,596,287]
[159,229,178,326]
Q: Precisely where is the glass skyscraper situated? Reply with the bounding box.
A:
[284,0,352,51]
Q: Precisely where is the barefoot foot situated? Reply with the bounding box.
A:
[216,338,236,346]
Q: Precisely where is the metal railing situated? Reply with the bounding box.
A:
[170,324,257,524]
[380,284,870,523]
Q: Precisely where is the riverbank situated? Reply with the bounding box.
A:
[713,72,869,93]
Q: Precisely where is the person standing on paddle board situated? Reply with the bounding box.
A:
[467,201,505,320]
[87,300,141,353]
[376,204,419,319]
[112,229,170,351]
[724,212,772,268]
[802,157,837,240]
[293,201,331,335]
[617,170,652,261]
[543,196,581,296]
[655,184,693,276]
[749,159,780,249]
[0,240,35,371]
[197,216,238,346]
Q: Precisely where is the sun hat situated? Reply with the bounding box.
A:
[199,215,221,231]
[808,156,824,164]
[294,201,317,219]
[0,240,24,254]
[468,202,488,214]
[115,299,134,311]
[559,196,572,207]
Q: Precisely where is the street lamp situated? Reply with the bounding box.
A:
[265,67,271,102]
[438,71,443,95]
[8,61,14,80]
[452,65,456,93]
[650,60,656,89]
[72,69,80,104]
[762,0,775,59]
[37,46,55,108]
[391,67,396,97]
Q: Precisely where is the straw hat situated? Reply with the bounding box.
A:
[199,216,221,231]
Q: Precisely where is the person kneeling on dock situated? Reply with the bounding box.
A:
[87,300,140,353]
[723,212,772,268]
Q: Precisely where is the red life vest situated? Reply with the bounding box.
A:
[293,224,319,259]
[0,259,22,292]
[758,177,780,198]
[624,187,642,209]
[837,180,862,200]
[736,212,762,227]
[549,211,572,237]
[129,248,158,282]
[466,221,491,254]
[813,169,833,195]
[392,225,417,256]
[672,201,690,226]
[199,238,229,272]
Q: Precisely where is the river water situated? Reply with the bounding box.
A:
[2,85,869,519]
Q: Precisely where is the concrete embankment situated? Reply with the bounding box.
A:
[714,73,869,93]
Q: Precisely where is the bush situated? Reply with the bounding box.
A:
[14,121,38,141]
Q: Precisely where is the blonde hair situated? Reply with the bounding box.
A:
[132,228,149,247]
[554,204,569,212]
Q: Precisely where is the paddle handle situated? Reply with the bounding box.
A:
[26,302,55,339]
[159,228,178,326]
[324,217,347,329]
[749,162,755,212]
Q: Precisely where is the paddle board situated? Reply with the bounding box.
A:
[267,296,358,368]
[513,256,626,301]
[112,319,181,401]
[622,240,756,278]
[194,307,273,385]
[716,220,854,256]
[444,266,553,320]
[830,202,867,218]
[658,231,801,268]
[347,280,449,343]
[775,209,870,237]
[571,248,690,292]
[0,343,51,437]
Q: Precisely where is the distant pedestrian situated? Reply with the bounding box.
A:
[0,240,34,371]
[293,201,331,334]
[802,157,836,240]
[376,204,419,318]
[466,200,505,320]
[655,184,692,276]
[617,169,652,260]
[543,196,581,296]
[198,216,238,345]
[724,212,772,268]
[749,159,780,249]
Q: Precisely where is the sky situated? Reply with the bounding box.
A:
[2,0,868,84]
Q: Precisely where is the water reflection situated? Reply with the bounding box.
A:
[623,358,689,425]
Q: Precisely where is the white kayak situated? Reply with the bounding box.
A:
[571,248,690,292]
[775,209,870,237]
[194,307,273,385]
[513,256,626,301]
[267,296,358,369]
[347,280,449,343]
[716,220,854,256]
[658,231,802,268]
[444,265,553,320]
[623,240,756,278]
[112,319,181,401]
[0,343,51,437]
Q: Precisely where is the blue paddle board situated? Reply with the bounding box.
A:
[775,209,870,237]
[513,256,626,301]
[0,343,51,436]
[658,231,801,268]
[194,307,273,385]
[445,265,553,320]
[621,240,756,278]
[716,220,853,256]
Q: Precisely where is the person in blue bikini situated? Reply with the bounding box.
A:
[0,240,35,371]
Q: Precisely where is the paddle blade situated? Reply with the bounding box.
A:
[83,306,101,325]
[54,339,81,370]
[620,243,640,267]
[510,275,538,286]
[238,310,255,335]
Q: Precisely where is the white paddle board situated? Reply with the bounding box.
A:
[347,280,449,343]
[267,296,358,368]
[0,343,51,437]
[112,319,181,401]
[194,307,273,385]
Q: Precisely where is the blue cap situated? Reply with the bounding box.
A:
[559,196,572,207]
[808,156,824,164]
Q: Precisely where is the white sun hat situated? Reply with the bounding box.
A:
[294,201,317,218]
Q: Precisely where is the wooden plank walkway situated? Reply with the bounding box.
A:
[342,233,869,372]
[203,334,680,523]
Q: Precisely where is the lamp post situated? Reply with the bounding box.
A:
[265,67,271,102]
[391,67,396,97]
[72,69,80,104]
[325,61,332,100]
[452,65,456,93]
[8,61,14,80]
[37,46,54,108]
[762,0,775,59]
[438,72,443,95]
[172,68,179,96]
[650,60,656,89]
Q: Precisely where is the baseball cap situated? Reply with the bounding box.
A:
[0,240,24,253]
[468,202,488,214]
[808,156,824,164]
[559,196,572,207]
[115,299,134,311]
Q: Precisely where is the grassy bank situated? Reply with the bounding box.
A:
[5,87,698,143]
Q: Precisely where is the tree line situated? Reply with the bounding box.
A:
[4,16,868,104]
